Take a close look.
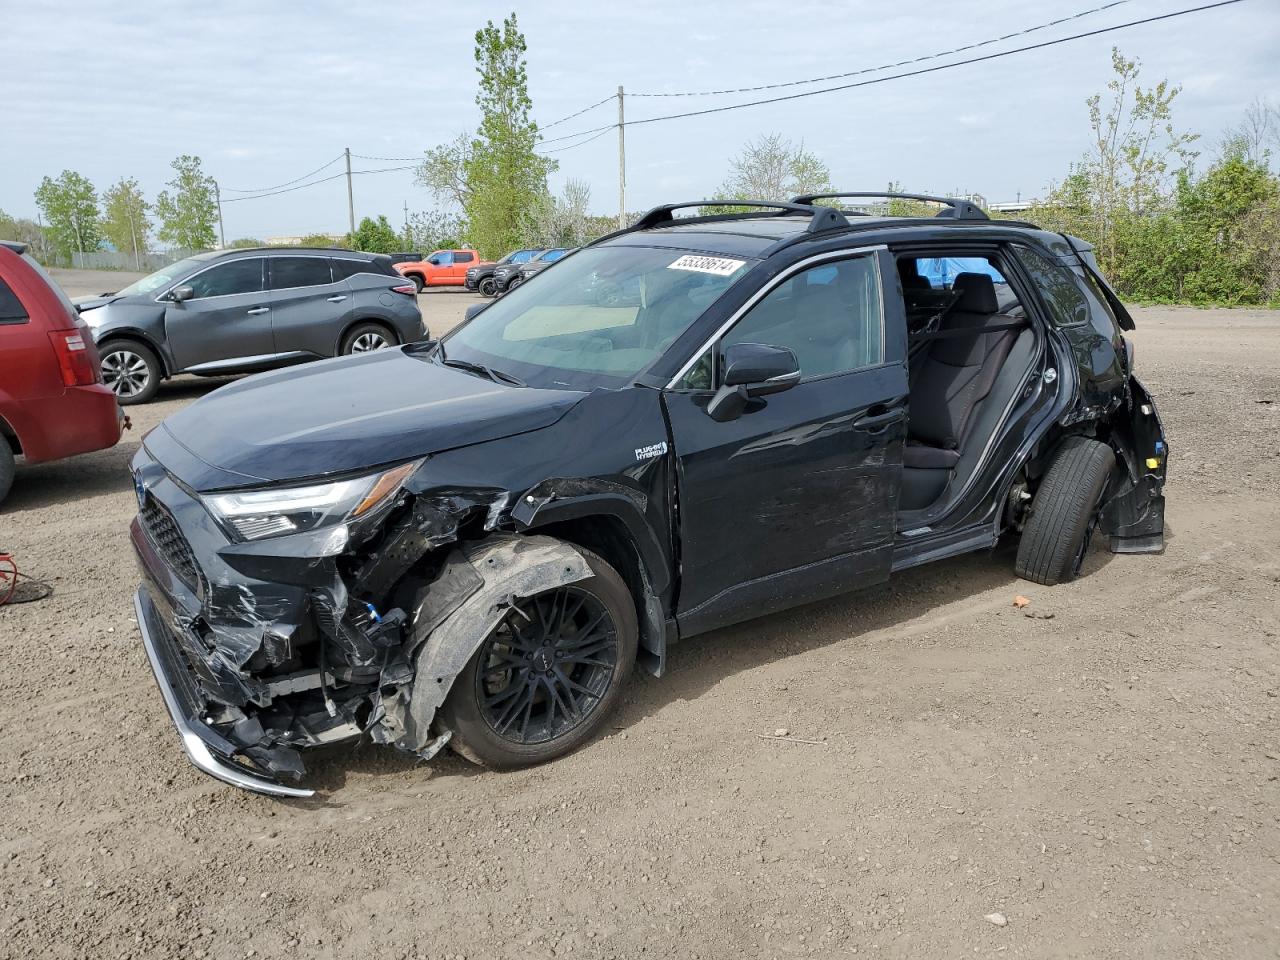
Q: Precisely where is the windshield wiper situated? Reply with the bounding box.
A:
[439,355,526,387]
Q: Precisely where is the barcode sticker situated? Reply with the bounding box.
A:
[667,254,746,276]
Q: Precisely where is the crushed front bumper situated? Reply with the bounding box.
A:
[135,586,314,798]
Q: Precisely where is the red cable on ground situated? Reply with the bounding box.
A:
[0,553,17,605]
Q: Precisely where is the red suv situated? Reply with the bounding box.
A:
[0,241,123,504]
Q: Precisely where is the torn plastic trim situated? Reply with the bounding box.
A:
[376,534,593,754]
[135,588,315,798]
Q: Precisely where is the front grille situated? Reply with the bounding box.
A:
[140,496,200,589]
[148,601,206,717]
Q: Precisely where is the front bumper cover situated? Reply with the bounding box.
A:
[135,587,314,798]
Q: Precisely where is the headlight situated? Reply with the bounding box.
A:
[203,460,421,542]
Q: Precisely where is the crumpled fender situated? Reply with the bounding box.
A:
[379,534,593,753]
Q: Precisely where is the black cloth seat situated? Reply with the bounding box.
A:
[902,272,1024,506]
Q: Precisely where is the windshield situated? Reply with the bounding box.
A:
[115,257,206,297]
[441,245,753,390]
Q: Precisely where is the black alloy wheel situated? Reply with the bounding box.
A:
[475,587,617,745]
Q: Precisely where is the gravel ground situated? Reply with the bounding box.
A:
[1,281,1278,959]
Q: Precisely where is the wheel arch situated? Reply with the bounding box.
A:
[335,317,397,355]
[96,329,171,376]
[512,491,673,678]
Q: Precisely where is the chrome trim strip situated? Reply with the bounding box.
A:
[664,243,888,388]
[185,351,308,373]
[134,589,314,799]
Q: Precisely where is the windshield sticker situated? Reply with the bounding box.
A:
[667,254,745,276]
[634,441,668,461]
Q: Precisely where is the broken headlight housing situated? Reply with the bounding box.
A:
[202,460,421,542]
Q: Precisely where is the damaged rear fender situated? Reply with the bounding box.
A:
[377,534,594,754]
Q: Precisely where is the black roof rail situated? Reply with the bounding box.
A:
[0,240,28,255]
[628,199,850,234]
[791,192,989,221]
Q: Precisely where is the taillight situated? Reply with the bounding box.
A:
[49,330,100,386]
[391,284,417,296]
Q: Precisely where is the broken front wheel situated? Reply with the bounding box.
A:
[438,547,638,768]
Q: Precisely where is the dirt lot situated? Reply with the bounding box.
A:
[1,283,1278,958]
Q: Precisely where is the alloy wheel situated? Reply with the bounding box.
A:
[101,348,150,398]
[350,331,389,352]
[474,586,619,745]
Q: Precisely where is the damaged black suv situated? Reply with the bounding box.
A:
[131,193,1167,797]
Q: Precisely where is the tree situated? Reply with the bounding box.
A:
[33,170,102,260]
[463,14,556,257]
[406,210,467,251]
[416,133,474,210]
[296,232,346,248]
[345,215,401,254]
[0,210,51,260]
[101,177,151,268]
[1220,96,1278,168]
[528,178,592,247]
[226,237,264,249]
[154,155,218,250]
[715,134,832,202]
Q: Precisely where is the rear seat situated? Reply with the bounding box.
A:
[901,273,1025,509]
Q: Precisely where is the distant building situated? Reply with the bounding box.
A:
[988,199,1040,214]
[264,234,344,246]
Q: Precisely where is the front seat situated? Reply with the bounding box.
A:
[901,272,1023,510]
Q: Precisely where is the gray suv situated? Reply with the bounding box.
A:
[76,248,426,404]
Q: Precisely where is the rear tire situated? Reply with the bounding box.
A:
[0,442,14,506]
[1015,437,1116,585]
[439,545,638,769]
[99,339,161,405]
[409,274,425,294]
[341,323,397,355]
[479,277,497,298]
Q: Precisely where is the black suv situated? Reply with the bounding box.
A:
[77,247,425,404]
[465,248,543,297]
[491,247,569,294]
[130,194,1166,796]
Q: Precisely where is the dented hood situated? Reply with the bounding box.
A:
[158,347,584,489]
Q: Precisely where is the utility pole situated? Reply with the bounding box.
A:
[345,147,356,234]
[403,200,411,247]
[617,86,626,229]
[214,181,226,249]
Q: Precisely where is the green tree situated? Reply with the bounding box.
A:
[528,179,592,247]
[297,232,346,248]
[154,155,218,250]
[345,215,401,253]
[226,237,264,249]
[33,170,102,260]
[715,134,832,202]
[462,14,556,257]
[0,210,51,259]
[406,210,467,251]
[100,177,151,268]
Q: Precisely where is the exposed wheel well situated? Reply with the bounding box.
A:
[528,515,666,675]
[0,415,20,455]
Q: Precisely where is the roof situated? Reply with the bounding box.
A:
[0,240,28,255]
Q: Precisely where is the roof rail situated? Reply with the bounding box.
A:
[628,200,850,234]
[0,240,28,255]
[791,192,989,221]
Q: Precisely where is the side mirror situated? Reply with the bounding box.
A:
[464,303,488,321]
[170,285,194,303]
[707,342,800,422]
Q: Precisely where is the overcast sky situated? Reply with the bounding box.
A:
[2,0,1277,242]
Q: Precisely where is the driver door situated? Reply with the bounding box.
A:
[662,250,908,637]
[164,257,274,370]
[426,251,453,286]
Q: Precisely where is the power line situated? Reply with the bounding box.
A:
[630,0,1131,97]
[220,165,417,203]
[221,153,345,193]
[350,152,423,162]
[540,93,618,131]
[542,0,1248,143]
[538,127,613,154]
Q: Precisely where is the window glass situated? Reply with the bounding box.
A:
[1081,269,1121,337]
[430,252,453,266]
[454,251,474,264]
[912,256,1006,288]
[330,258,372,281]
[185,259,265,299]
[0,276,29,322]
[542,249,568,263]
[511,249,539,263]
[116,257,206,297]
[1013,245,1088,326]
[715,255,882,384]
[443,246,752,390]
[271,257,333,289]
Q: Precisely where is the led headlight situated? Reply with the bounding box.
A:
[203,460,421,542]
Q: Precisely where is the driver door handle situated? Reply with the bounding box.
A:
[246,307,269,315]
[326,295,347,303]
[853,407,903,434]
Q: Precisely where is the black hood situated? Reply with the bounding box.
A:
[156,347,584,489]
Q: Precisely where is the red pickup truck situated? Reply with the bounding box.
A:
[394,249,489,292]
